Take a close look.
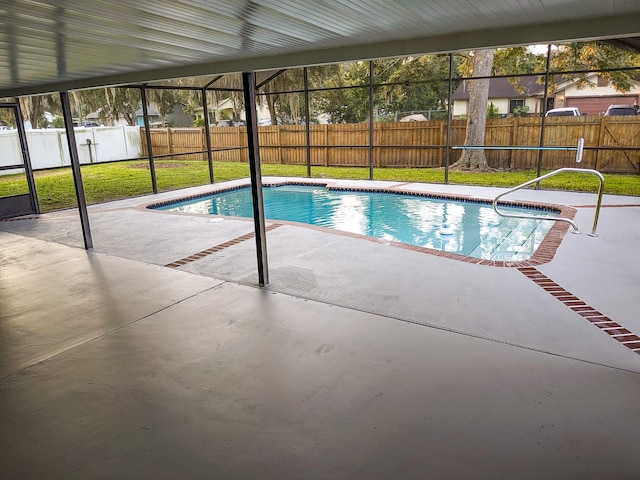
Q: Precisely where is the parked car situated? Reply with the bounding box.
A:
[216,119,245,127]
[258,118,283,126]
[603,104,638,116]
[545,107,581,117]
[73,121,102,127]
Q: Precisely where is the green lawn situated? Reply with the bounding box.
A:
[0,160,638,212]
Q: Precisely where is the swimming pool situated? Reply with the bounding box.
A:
[153,184,559,262]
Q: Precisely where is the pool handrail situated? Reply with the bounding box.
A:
[492,167,604,237]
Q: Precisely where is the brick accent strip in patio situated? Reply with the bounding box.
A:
[518,266,640,356]
[165,223,282,268]
[0,215,40,222]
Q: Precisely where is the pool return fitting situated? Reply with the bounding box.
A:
[453,138,604,236]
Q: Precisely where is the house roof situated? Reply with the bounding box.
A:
[451,76,546,101]
[550,71,640,93]
[449,73,622,100]
[2,1,640,98]
[452,71,640,101]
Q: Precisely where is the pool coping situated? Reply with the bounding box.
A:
[142,179,577,268]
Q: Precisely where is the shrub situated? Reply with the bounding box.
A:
[486,102,500,119]
[513,105,530,117]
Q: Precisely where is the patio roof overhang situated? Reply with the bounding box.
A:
[1,1,640,98]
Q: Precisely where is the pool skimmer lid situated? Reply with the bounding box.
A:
[439,223,453,235]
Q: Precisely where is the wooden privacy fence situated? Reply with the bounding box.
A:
[142,116,640,173]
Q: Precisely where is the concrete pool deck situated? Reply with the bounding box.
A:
[1,177,640,478]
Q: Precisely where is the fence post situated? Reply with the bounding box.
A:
[596,117,607,171]
[201,127,206,161]
[166,127,172,157]
[278,125,283,164]
[324,124,329,167]
[376,122,383,167]
[512,117,519,169]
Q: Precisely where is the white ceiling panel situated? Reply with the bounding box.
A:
[0,0,639,97]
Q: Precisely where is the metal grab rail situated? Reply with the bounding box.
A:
[493,167,605,237]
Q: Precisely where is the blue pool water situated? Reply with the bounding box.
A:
[157,185,555,261]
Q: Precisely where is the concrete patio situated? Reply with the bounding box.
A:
[1,177,639,479]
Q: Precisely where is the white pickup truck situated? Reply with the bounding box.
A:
[545,107,581,117]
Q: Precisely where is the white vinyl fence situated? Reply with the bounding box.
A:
[0,126,142,175]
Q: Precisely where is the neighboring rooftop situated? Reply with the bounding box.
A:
[451,76,547,101]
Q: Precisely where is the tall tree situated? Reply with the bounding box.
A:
[450,46,545,170]
[493,46,541,86]
[451,42,639,171]
[19,94,61,128]
[145,88,182,125]
[314,61,372,123]
[201,74,244,123]
[550,42,640,92]
[257,69,303,125]
[104,88,142,126]
[313,60,401,123]
[381,55,456,119]
[0,107,15,127]
[450,49,495,170]
[68,87,142,126]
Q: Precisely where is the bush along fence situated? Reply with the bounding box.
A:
[141,116,640,174]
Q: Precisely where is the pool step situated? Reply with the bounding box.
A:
[493,220,548,260]
[468,218,547,261]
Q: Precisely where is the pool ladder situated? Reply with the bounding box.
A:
[492,168,604,237]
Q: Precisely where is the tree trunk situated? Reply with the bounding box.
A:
[20,96,45,128]
[263,85,278,125]
[451,49,495,171]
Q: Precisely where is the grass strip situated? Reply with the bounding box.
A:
[0,160,637,212]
